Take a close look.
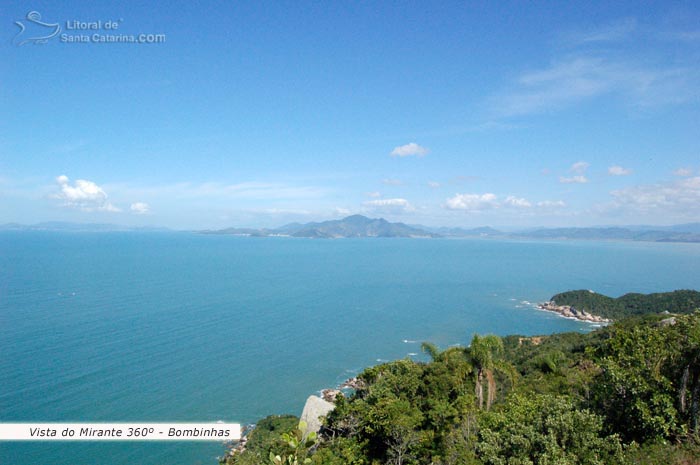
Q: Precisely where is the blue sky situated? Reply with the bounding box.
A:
[2,1,699,229]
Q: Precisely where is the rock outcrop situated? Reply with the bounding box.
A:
[300,395,335,434]
[538,301,610,323]
[321,389,342,403]
[339,377,365,390]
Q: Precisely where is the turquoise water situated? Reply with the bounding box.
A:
[1,232,699,464]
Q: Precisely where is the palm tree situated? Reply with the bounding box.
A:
[421,342,442,361]
[467,334,504,410]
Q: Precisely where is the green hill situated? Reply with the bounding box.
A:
[550,289,700,319]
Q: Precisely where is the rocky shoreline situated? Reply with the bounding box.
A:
[537,301,611,323]
[221,377,363,462]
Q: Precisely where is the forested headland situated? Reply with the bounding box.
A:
[222,304,700,465]
[550,289,700,320]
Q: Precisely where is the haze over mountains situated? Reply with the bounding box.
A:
[202,215,700,242]
[202,215,438,238]
[3,216,700,242]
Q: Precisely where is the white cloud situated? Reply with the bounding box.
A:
[196,181,325,200]
[492,56,700,117]
[558,162,590,183]
[451,175,480,184]
[427,181,441,188]
[116,181,327,201]
[444,193,537,211]
[51,139,89,155]
[559,175,589,184]
[390,142,429,157]
[366,191,381,198]
[53,175,120,212]
[608,165,632,176]
[382,178,403,186]
[445,193,499,211]
[364,198,410,207]
[567,18,637,44]
[537,200,566,208]
[363,198,415,214]
[259,208,313,215]
[493,58,613,116]
[504,196,532,208]
[570,161,590,174]
[130,202,150,214]
[607,176,700,216]
[670,30,700,42]
[333,207,351,216]
[674,167,693,177]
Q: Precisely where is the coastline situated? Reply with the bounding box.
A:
[537,301,611,323]
[222,377,363,462]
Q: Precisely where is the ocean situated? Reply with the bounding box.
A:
[1,231,699,464]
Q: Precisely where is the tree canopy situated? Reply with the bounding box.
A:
[223,311,700,465]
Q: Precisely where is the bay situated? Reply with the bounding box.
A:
[1,232,699,464]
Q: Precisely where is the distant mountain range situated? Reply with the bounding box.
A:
[202,216,700,242]
[3,217,700,242]
[0,222,170,232]
[511,226,700,242]
[411,225,505,237]
[201,215,438,238]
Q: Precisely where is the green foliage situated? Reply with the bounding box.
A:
[420,342,442,361]
[226,312,700,465]
[269,421,317,465]
[592,319,683,442]
[223,415,299,465]
[330,360,427,463]
[442,410,481,465]
[551,289,700,320]
[477,394,626,465]
[308,437,369,465]
[467,334,506,410]
[625,441,700,465]
[667,313,700,435]
[325,354,478,464]
[502,332,603,406]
